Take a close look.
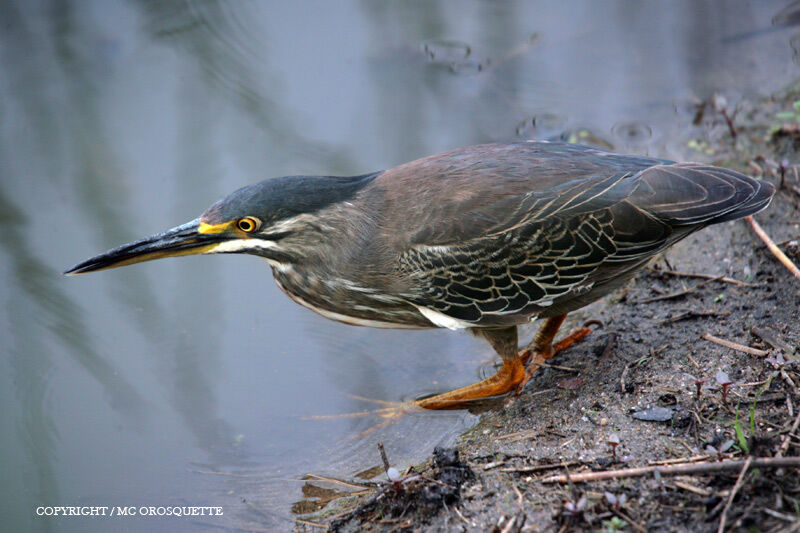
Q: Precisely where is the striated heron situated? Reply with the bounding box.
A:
[66,142,774,410]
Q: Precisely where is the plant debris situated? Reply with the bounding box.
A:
[326,447,474,532]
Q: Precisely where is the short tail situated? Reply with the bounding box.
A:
[634,163,775,226]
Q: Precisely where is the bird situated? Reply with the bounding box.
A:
[66,141,774,410]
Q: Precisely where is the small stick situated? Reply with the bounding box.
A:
[748,160,763,175]
[719,107,738,139]
[612,508,647,533]
[750,326,795,354]
[377,442,390,476]
[777,409,800,458]
[620,364,630,394]
[701,333,769,356]
[660,310,728,325]
[511,482,524,508]
[745,215,800,282]
[762,507,799,522]
[650,269,755,287]
[673,480,713,496]
[295,518,328,529]
[639,278,717,303]
[649,454,715,465]
[539,457,800,483]
[303,473,374,490]
[717,456,752,533]
[499,460,582,474]
[452,505,472,526]
[538,362,580,372]
[781,368,799,394]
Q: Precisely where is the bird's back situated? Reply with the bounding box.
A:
[353,142,773,328]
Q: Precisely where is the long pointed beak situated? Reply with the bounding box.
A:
[65,219,233,275]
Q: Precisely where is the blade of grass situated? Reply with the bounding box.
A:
[735,402,750,454]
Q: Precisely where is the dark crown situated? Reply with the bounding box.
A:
[200,171,381,226]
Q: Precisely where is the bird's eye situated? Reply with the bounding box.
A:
[236,217,260,233]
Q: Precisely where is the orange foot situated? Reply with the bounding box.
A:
[414,315,601,410]
[515,318,602,393]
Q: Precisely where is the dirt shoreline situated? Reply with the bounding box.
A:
[307,86,800,532]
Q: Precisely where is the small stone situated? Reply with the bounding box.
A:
[631,406,674,422]
[600,417,609,426]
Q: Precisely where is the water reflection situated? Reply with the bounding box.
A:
[1,0,797,530]
[0,186,146,533]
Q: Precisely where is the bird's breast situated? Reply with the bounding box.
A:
[270,265,433,329]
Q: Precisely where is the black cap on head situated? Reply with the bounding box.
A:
[200,172,381,226]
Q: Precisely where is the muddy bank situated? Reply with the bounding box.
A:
[305,86,800,532]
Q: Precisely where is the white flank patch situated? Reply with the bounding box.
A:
[415,306,472,330]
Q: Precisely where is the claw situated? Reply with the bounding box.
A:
[582,319,603,330]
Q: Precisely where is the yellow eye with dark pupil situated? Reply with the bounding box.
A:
[237,217,259,233]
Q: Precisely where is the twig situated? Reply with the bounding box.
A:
[673,480,713,496]
[639,278,718,303]
[511,482,524,508]
[295,518,329,529]
[717,456,752,533]
[745,215,800,282]
[612,508,648,533]
[782,368,800,394]
[762,507,798,522]
[650,269,755,287]
[539,457,800,483]
[748,160,763,175]
[377,443,390,476]
[701,333,770,356]
[452,504,472,526]
[496,429,540,441]
[499,461,582,474]
[499,512,526,533]
[620,364,630,394]
[777,409,800,458]
[538,362,581,372]
[648,454,715,465]
[719,106,738,139]
[660,310,729,325]
[303,473,374,490]
[750,326,795,354]
[599,332,617,361]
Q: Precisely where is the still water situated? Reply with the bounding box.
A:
[1,1,797,530]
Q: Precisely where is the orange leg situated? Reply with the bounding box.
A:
[414,326,525,410]
[413,316,598,411]
[517,314,599,391]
